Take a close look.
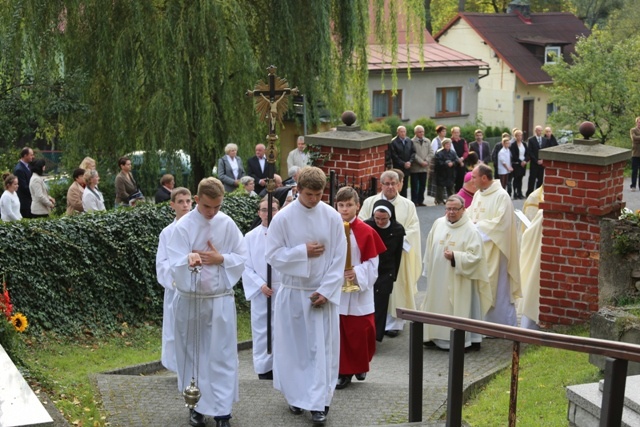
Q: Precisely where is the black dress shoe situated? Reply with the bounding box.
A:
[189,409,206,427]
[258,370,273,380]
[385,330,399,338]
[355,372,366,381]
[423,340,436,347]
[289,405,303,415]
[336,375,352,389]
[311,410,327,425]
[215,419,231,427]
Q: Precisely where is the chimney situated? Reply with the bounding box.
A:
[507,0,531,19]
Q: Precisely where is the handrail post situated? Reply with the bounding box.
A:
[408,321,423,422]
[446,329,465,427]
[600,357,628,427]
[509,341,521,427]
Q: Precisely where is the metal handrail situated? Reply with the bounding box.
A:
[397,308,640,427]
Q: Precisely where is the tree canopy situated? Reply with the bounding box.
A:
[544,28,640,144]
[0,0,427,184]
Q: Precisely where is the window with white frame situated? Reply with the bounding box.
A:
[435,87,462,117]
[545,46,561,64]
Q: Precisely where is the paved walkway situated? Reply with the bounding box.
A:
[95,326,512,427]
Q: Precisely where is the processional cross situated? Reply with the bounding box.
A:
[246,65,298,354]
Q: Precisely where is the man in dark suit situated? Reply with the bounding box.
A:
[389,126,415,198]
[13,147,34,218]
[469,129,491,165]
[155,174,174,203]
[246,143,269,195]
[526,125,544,196]
[539,127,559,185]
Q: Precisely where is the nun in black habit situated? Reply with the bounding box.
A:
[364,199,406,342]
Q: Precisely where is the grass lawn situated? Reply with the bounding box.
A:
[21,309,252,427]
[462,327,604,426]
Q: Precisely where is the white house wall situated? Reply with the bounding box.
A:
[437,20,519,128]
[514,79,552,131]
[368,68,479,126]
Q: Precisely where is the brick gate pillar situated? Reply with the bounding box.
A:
[538,133,630,326]
[305,112,390,202]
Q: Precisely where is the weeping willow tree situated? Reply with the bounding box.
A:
[0,0,424,185]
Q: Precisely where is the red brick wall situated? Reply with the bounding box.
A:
[315,144,387,200]
[538,159,626,325]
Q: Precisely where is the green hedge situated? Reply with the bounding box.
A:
[0,193,259,335]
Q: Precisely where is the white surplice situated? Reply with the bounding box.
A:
[168,208,246,417]
[156,219,178,372]
[265,200,347,412]
[242,224,281,374]
[421,215,491,348]
[340,224,379,316]
[468,179,522,326]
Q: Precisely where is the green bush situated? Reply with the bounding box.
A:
[364,121,392,135]
[411,117,436,138]
[383,115,403,136]
[0,193,259,335]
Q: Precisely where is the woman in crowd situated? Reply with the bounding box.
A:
[79,157,96,171]
[217,143,245,192]
[66,168,86,215]
[115,156,141,207]
[364,200,405,342]
[29,159,55,218]
[82,169,106,212]
[434,138,459,205]
[497,137,513,190]
[510,129,528,199]
[1,173,22,221]
[240,176,257,196]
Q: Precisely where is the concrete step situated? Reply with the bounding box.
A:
[0,344,53,427]
[566,375,640,427]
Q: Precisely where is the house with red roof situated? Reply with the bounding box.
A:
[367,5,488,126]
[434,3,590,137]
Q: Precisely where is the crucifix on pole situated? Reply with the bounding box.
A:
[246,65,298,354]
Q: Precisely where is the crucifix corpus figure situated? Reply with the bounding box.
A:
[245,65,298,359]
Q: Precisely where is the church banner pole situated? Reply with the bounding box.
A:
[246,65,298,354]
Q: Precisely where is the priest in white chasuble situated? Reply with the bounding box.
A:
[359,169,422,337]
[265,167,346,426]
[421,195,491,350]
[168,177,246,427]
[468,164,521,326]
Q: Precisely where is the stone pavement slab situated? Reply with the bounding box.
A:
[96,328,513,427]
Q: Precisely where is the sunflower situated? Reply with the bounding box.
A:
[10,313,28,333]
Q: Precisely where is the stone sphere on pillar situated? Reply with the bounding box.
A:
[579,121,596,139]
[341,110,357,127]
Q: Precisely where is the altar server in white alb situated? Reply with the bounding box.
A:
[156,187,192,373]
[468,164,521,326]
[265,166,346,426]
[421,195,491,350]
[334,186,386,390]
[168,177,246,427]
[242,196,281,380]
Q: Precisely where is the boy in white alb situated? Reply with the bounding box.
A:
[156,187,192,373]
[242,197,281,379]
